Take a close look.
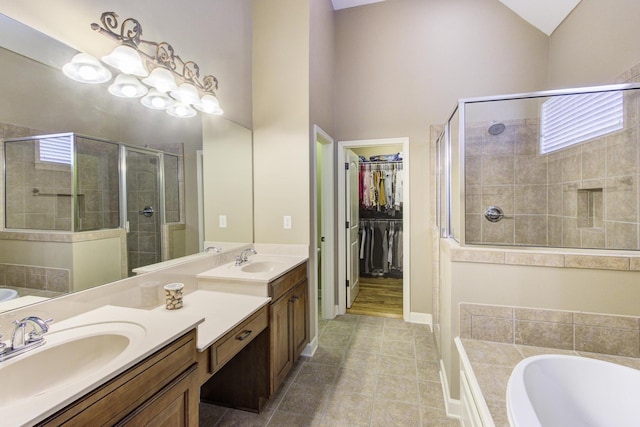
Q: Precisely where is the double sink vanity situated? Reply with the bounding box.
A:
[0,245,309,426]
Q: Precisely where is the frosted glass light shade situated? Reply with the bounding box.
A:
[167,102,196,118]
[170,83,200,105]
[142,67,178,93]
[141,89,175,110]
[62,53,112,84]
[194,94,223,115]
[108,74,148,98]
[102,46,148,77]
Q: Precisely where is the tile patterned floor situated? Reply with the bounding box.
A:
[200,314,458,426]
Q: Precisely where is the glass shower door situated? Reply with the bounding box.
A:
[125,148,162,276]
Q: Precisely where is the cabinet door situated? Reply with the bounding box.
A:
[117,364,199,427]
[291,280,308,360]
[270,293,292,394]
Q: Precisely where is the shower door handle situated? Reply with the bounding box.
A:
[139,206,154,217]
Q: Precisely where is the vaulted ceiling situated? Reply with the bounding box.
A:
[331,0,582,36]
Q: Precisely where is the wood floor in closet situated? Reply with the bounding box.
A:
[347,277,403,318]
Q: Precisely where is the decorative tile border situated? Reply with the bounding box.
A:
[444,239,640,272]
[460,302,640,358]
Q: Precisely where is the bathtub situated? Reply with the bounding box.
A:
[507,354,640,427]
[0,288,17,302]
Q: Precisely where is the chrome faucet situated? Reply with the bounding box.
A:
[0,316,53,362]
[205,246,222,253]
[235,248,257,266]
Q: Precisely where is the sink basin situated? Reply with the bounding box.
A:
[197,253,306,284]
[0,321,145,406]
[507,354,640,427]
[241,261,285,273]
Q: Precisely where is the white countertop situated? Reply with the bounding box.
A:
[0,295,49,313]
[155,290,270,351]
[2,305,203,427]
[3,290,271,426]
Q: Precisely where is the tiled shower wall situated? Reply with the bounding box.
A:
[465,87,640,249]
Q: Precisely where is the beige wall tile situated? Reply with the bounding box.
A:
[471,316,514,343]
[630,257,640,271]
[575,325,640,357]
[515,320,574,349]
[515,155,547,185]
[564,254,630,270]
[505,252,564,267]
[606,128,638,178]
[450,248,505,264]
[605,176,638,222]
[514,308,573,323]
[574,312,640,329]
[482,219,515,245]
[515,215,548,246]
[482,156,514,186]
[605,221,639,250]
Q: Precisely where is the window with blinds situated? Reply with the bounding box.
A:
[540,90,624,154]
[37,135,73,165]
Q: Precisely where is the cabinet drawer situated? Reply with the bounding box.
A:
[211,305,268,374]
[269,263,307,301]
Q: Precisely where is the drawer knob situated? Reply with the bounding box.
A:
[236,330,252,341]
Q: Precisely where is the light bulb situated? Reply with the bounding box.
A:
[151,97,166,109]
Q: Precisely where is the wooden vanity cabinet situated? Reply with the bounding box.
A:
[269,263,308,394]
[38,329,199,427]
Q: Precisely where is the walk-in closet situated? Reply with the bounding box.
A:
[347,146,404,318]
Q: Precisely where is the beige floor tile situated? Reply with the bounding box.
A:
[383,326,415,342]
[294,363,339,387]
[267,410,324,427]
[319,331,352,348]
[381,338,416,358]
[309,344,347,366]
[371,400,421,427]
[342,349,381,371]
[199,403,228,426]
[358,315,386,326]
[349,333,382,353]
[419,380,446,410]
[416,359,441,383]
[378,354,416,378]
[214,407,273,427]
[421,406,459,427]
[333,366,378,396]
[277,383,330,417]
[375,374,419,404]
[355,322,385,337]
[384,318,413,330]
[321,392,373,427]
[324,321,357,335]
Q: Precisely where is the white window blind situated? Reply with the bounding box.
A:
[540,91,623,154]
[38,135,72,165]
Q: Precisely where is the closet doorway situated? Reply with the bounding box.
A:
[337,138,410,320]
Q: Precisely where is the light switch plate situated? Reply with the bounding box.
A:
[283,215,292,229]
[219,215,227,228]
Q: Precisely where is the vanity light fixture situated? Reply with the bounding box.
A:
[108,73,148,98]
[62,11,222,118]
[167,102,197,118]
[101,45,148,77]
[141,88,175,110]
[62,53,112,84]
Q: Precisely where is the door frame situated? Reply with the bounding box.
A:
[312,125,336,322]
[337,137,411,320]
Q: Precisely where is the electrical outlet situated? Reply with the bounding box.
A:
[283,215,292,229]
[219,215,227,228]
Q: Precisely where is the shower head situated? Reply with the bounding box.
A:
[488,122,505,136]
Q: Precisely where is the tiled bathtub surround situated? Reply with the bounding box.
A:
[0,263,70,294]
[458,339,640,427]
[460,302,640,357]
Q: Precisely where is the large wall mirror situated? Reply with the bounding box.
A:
[0,13,253,302]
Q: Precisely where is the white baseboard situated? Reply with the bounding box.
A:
[408,311,433,327]
[302,335,318,358]
[440,359,461,419]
